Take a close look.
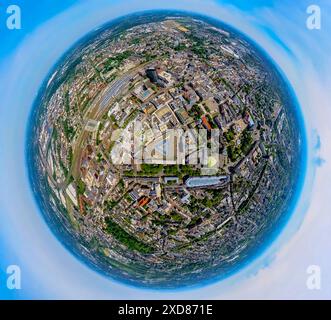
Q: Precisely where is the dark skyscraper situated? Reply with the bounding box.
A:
[146,68,159,83]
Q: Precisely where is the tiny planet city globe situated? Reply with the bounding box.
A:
[27,11,305,289]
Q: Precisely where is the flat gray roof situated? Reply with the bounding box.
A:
[185,176,228,188]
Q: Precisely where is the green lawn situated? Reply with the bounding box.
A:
[105,218,154,254]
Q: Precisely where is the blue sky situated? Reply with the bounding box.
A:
[0,0,76,55]
[0,0,330,299]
